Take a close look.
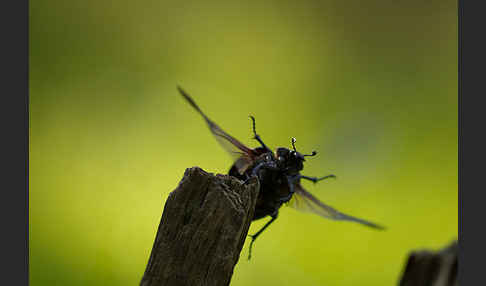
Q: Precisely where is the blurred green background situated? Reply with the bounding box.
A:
[30,0,457,285]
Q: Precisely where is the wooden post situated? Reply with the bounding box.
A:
[140,167,260,286]
[399,241,458,286]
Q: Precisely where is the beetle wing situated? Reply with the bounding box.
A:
[287,183,385,230]
[178,86,257,173]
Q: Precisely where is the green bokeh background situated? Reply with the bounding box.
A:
[30,1,457,285]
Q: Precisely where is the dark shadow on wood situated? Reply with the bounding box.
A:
[140,167,260,286]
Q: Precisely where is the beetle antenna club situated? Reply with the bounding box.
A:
[303,151,318,157]
[291,137,297,152]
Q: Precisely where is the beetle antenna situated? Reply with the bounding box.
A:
[303,151,317,157]
[291,137,297,152]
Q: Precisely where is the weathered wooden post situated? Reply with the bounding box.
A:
[399,241,458,286]
[140,167,259,286]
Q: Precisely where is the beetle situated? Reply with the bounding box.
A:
[177,86,385,259]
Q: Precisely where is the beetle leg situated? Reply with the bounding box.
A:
[251,162,266,178]
[299,174,336,184]
[248,210,278,260]
[242,161,277,185]
[249,115,273,154]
